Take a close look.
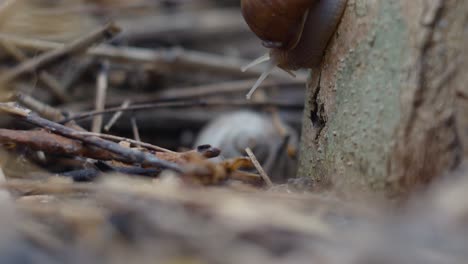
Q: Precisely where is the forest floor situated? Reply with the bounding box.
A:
[0,1,466,263]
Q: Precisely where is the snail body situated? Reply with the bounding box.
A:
[240,0,348,98]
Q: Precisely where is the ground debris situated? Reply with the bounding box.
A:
[1,1,465,264]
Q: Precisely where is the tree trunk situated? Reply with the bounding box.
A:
[297,0,467,199]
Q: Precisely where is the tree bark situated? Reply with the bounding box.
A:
[298,0,467,199]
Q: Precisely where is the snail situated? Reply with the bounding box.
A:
[194,111,298,182]
[240,0,348,99]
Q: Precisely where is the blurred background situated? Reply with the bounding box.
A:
[0,0,306,180]
[0,2,467,264]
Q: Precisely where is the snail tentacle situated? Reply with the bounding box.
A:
[245,58,278,99]
[241,53,270,72]
[242,53,297,99]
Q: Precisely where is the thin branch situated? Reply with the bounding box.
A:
[0,40,70,102]
[60,99,304,123]
[74,131,176,154]
[0,165,12,201]
[59,78,305,112]
[37,72,70,103]
[245,147,273,188]
[0,103,182,172]
[0,22,121,85]
[0,34,295,79]
[14,92,66,122]
[14,92,87,132]
[92,62,109,133]
[61,58,94,92]
[148,79,305,100]
[104,100,130,131]
[0,129,201,169]
[0,128,121,161]
[130,117,141,142]
[15,94,171,153]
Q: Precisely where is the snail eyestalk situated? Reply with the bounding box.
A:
[245,58,278,100]
[242,53,299,99]
[241,53,270,72]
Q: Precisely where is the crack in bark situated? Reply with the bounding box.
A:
[309,72,326,141]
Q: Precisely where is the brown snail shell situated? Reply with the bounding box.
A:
[241,0,313,50]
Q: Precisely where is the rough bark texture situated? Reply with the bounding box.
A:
[298,0,467,199]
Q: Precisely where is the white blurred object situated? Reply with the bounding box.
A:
[194,110,298,182]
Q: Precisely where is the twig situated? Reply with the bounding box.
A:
[0,128,122,161]
[37,72,69,103]
[245,147,273,188]
[92,62,109,133]
[0,22,121,85]
[0,40,70,102]
[61,58,94,92]
[74,131,175,153]
[104,100,130,131]
[61,166,162,182]
[149,79,305,101]
[130,117,141,142]
[14,92,87,132]
[0,128,215,170]
[0,165,11,201]
[15,93,171,153]
[0,34,292,79]
[60,78,305,111]
[0,103,182,172]
[14,92,66,121]
[60,99,304,123]
[0,128,199,176]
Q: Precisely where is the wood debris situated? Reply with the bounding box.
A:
[0,1,463,264]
